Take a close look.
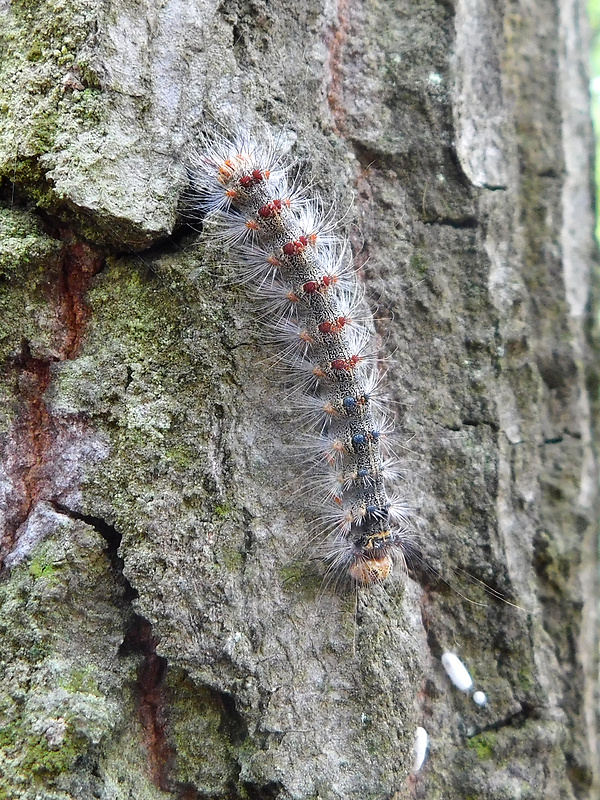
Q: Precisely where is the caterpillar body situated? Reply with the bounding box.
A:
[189,130,412,586]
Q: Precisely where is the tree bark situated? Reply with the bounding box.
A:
[0,0,598,798]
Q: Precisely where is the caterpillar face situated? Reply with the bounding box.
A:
[348,552,393,585]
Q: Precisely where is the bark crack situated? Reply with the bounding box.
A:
[422,216,479,229]
[50,502,176,792]
[468,701,544,736]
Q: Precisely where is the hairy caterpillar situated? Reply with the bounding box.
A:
[187,129,413,586]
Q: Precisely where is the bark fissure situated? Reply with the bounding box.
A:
[51,502,178,792]
[50,502,138,601]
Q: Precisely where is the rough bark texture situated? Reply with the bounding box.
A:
[0,0,598,798]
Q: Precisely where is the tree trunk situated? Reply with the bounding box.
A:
[0,0,598,798]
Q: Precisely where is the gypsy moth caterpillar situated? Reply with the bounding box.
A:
[187,127,414,586]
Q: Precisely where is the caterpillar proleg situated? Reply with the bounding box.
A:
[188,129,413,586]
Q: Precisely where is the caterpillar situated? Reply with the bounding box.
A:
[187,128,413,586]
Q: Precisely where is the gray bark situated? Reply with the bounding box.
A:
[0,0,598,798]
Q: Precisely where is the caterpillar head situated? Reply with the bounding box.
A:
[348,552,393,585]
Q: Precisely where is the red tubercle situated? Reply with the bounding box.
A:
[331,355,361,372]
[301,275,338,297]
[239,168,270,189]
[318,316,348,335]
[284,233,318,249]
[258,199,284,218]
[282,235,308,257]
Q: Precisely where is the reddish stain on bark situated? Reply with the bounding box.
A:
[122,617,174,790]
[2,347,54,556]
[56,234,104,359]
[324,2,377,272]
[326,0,350,132]
[1,233,103,565]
